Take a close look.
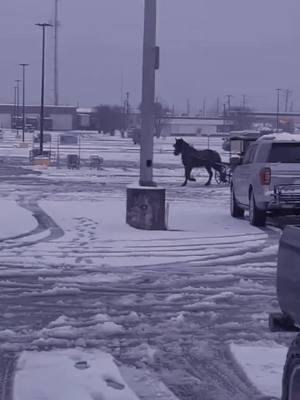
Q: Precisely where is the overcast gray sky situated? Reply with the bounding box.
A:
[1,0,300,112]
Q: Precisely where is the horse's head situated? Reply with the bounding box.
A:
[173,138,185,156]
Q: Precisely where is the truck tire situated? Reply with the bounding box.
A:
[249,191,266,227]
[282,334,300,400]
[230,187,244,218]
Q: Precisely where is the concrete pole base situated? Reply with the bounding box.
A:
[126,185,166,230]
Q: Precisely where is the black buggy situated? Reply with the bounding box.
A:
[214,130,268,185]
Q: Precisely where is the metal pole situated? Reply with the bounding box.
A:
[36,23,52,155]
[126,91,130,130]
[19,64,29,142]
[276,88,281,131]
[226,94,232,112]
[285,89,290,113]
[13,86,17,127]
[15,80,20,123]
[242,95,246,110]
[139,0,157,187]
[15,80,20,135]
[54,0,59,105]
[40,26,46,154]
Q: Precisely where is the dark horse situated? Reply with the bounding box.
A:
[173,138,226,186]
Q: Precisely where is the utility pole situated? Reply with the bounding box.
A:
[15,80,20,132]
[54,0,59,105]
[13,86,17,128]
[127,0,165,230]
[139,0,157,186]
[125,91,130,131]
[242,95,247,110]
[216,97,220,115]
[226,94,232,112]
[285,89,291,113]
[276,88,281,131]
[186,99,190,116]
[36,23,53,155]
[202,98,206,117]
[19,64,29,142]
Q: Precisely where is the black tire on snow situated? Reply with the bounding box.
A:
[282,333,300,400]
[230,187,244,218]
[249,191,266,227]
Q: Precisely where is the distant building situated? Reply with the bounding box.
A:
[77,107,97,130]
[162,117,233,137]
[0,104,77,131]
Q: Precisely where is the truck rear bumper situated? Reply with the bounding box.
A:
[256,184,300,212]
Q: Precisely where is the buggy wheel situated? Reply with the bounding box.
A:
[215,170,222,184]
[282,334,300,400]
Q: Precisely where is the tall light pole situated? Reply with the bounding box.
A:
[36,23,53,155]
[13,86,17,128]
[54,0,59,105]
[19,64,29,142]
[226,94,233,112]
[276,88,281,131]
[15,79,21,133]
[285,89,291,113]
[127,0,165,231]
[242,95,247,110]
[139,0,157,187]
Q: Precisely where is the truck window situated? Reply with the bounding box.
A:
[268,143,300,163]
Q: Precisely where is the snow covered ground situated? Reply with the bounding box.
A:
[0,200,37,240]
[230,342,287,398]
[0,132,292,400]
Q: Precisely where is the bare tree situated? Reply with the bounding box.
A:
[95,105,123,135]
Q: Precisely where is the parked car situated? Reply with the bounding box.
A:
[270,225,300,399]
[230,133,300,226]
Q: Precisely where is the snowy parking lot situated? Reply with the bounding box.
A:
[0,132,291,400]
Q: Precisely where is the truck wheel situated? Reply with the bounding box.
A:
[282,334,300,400]
[230,187,244,218]
[249,191,266,226]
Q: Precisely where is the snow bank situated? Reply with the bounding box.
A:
[14,349,140,400]
[0,200,37,240]
[230,342,287,398]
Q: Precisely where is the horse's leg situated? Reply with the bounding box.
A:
[182,165,192,186]
[214,164,226,182]
[204,165,213,186]
[189,167,196,181]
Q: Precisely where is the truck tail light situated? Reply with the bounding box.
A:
[260,167,271,185]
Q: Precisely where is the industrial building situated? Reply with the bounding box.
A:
[161,117,233,137]
[0,104,77,131]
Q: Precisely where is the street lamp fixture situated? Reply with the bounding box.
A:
[19,64,29,142]
[35,23,53,155]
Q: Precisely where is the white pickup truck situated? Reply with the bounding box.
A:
[230,133,300,226]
